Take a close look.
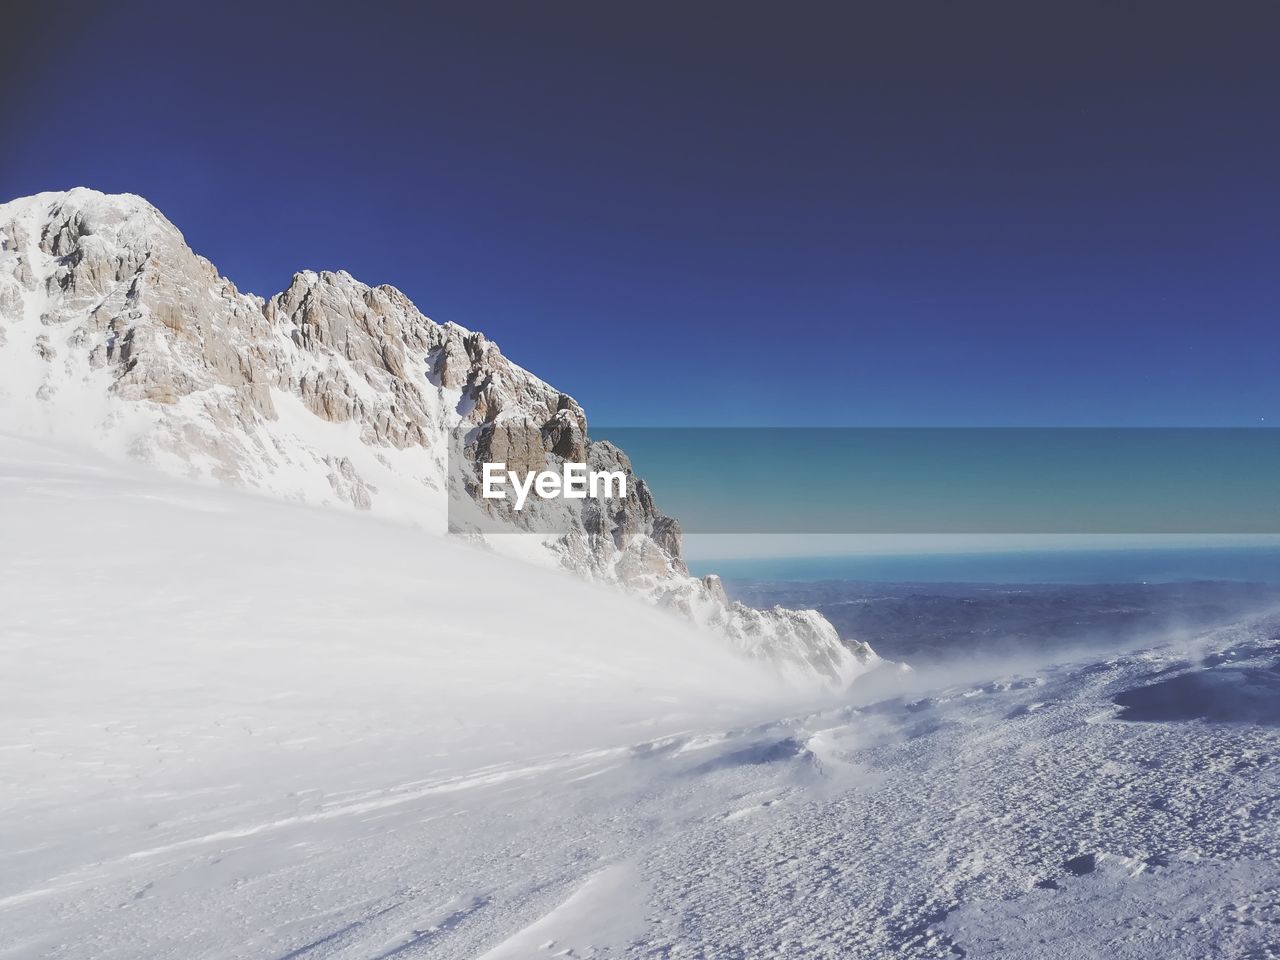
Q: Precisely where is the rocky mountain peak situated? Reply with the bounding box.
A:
[0,188,877,686]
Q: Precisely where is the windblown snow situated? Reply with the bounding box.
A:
[4,436,1280,958]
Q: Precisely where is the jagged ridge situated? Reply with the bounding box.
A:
[0,188,876,685]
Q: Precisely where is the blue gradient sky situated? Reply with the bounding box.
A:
[4,2,1278,428]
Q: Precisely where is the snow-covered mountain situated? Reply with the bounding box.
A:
[0,187,873,684]
[6,189,1277,960]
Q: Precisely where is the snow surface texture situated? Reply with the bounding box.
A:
[4,436,1280,958]
[0,188,872,685]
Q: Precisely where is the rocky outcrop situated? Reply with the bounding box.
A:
[0,188,876,685]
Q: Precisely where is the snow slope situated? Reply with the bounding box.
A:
[0,434,796,956]
[5,435,1280,958]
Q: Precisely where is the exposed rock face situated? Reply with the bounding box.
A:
[0,188,876,685]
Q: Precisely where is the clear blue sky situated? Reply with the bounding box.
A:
[4,2,1277,427]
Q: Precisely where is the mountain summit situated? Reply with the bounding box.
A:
[0,188,874,683]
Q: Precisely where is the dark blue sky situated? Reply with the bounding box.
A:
[4,2,1277,426]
